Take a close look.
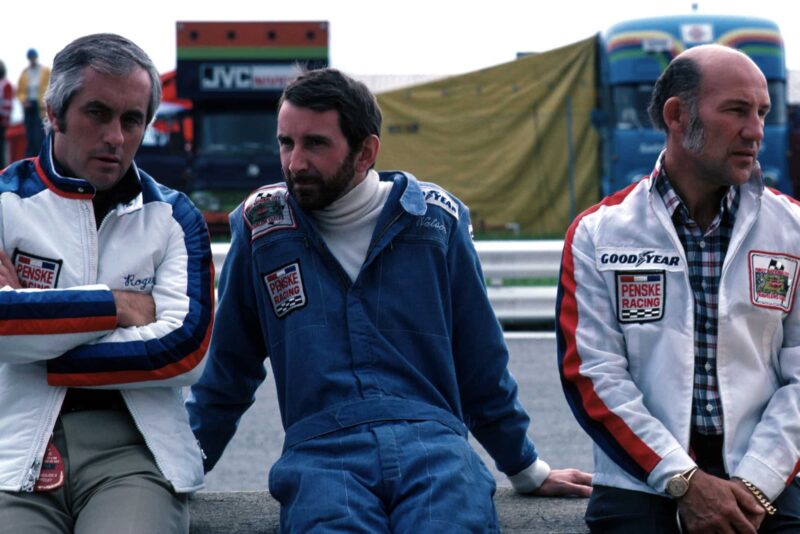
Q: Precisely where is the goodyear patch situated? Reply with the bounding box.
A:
[597,248,682,272]
[264,262,306,318]
[749,251,799,312]
[244,186,296,240]
[421,185,459,220]
[616,271,665,323]
[13,249,62,289]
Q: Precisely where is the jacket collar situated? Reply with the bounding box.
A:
[380,170,427,217]
[34,132,143,200]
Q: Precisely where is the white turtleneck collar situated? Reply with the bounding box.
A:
[311,170,393,282]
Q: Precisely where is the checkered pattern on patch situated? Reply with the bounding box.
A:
[621,308,661,320]
[275,295,304,316]
[655,171,739,436]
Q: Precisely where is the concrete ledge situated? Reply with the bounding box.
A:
[189,487,589,533]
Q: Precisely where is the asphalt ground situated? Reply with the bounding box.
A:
[200,332,594,492]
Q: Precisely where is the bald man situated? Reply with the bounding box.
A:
[558,45,800,533]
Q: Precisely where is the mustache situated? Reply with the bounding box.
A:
[285,170,322,183]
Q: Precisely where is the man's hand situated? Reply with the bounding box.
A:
[0,251,21,288]
[533,468,592,497]
[677,470,765,533]
[112,290,156,327]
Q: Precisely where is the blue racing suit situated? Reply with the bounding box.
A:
[187,171,538,528]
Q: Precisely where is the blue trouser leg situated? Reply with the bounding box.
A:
[269,421,498,533]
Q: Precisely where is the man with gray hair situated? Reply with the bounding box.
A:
[558,44,800,533]
[0,34,213,533]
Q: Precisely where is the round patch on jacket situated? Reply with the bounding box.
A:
[615,271,665,323]
[34,441,65,492]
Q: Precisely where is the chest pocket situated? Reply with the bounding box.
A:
[252,236,328,349]
[372,231,450,338]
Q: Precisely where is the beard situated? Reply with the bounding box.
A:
[284,152,358,211]
[682,112,758,187]
[682,108,706,154]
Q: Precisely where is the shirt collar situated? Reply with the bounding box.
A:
[651,151,739,221]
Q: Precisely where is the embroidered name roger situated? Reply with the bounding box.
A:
[615,271,665,323]
[264,261,307,318]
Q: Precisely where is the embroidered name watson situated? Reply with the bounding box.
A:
[597,248,682,271]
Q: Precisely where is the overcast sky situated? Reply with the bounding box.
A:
[3,0,797,83]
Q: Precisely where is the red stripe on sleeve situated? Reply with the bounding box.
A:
[787,457,800,487]
[0,315,116,335]
[559,183,662,474]
[48,269,215,387]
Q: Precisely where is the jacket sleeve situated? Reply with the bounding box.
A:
[0,285,118,362]
[734,311,800,500]
[450,206,538,477]
[45,196,215,389]
[557,214,695,492]
[185,206,269,473]
[0,194,118,362]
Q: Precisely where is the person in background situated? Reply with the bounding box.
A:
[558,44,800,533]
[17,48,50,157]
[0,60,12,168]
[0,33,214,533]
[187,67,591,533]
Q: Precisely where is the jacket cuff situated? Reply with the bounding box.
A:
[734,454,787,502]
[647,446,696,493]
[508,459,551,493]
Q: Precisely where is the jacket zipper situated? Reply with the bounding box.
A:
[22,391,65,492]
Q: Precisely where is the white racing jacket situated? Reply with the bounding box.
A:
[0,140,214,492]
[557,157,800,501]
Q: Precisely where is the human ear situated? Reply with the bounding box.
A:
[354,135,380,173]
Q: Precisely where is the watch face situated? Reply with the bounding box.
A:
[667,476,689,497]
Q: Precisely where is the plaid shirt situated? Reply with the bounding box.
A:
[654,172,739,436]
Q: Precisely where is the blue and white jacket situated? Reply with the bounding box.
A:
[0,137,214,492]
[187,171,537,478]
[557,156,800,501]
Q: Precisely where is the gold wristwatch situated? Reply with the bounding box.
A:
[666,466,699,498]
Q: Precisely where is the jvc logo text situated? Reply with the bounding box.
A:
[202,65,252,90]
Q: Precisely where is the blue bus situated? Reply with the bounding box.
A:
[597,15,789,196]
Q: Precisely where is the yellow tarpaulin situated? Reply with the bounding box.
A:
[376,36,599,237]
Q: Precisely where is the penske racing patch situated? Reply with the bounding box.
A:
[749,251,799,312]
[264,262,307,318]
[615,271,665,323]
[12,249,62,289]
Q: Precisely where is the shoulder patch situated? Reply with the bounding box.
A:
[243,185,296,240]
[420,185,459,220]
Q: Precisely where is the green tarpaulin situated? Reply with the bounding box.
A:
[376,36,599,237]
